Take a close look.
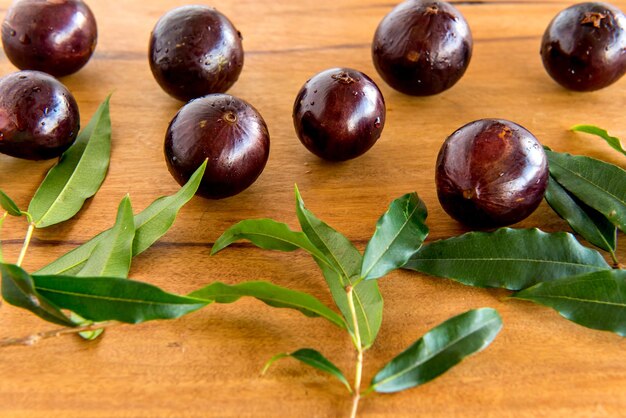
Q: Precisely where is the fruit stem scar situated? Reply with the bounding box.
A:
[223,111,237,123]
[406,50,420,62]
[498,127,512,140]
[462,189,474,199]
[331,72,355,84]
[426,5,439,15]
[580,12,607,28]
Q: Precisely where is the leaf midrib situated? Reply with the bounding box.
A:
[36,286,205,306]
[519,294,626,308]
[411,256,607,269]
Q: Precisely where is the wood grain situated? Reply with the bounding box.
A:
[1,0,625,417]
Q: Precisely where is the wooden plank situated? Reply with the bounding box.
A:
[0,0,624,416]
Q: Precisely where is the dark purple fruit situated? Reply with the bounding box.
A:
[149,5,244,102]
[1,0,97,77]
[435,119,548,228]
[292,68,386,161]
[372,0,472,96]
[540,2,626,91]
[0,70,79,160]
[164,94,269,199]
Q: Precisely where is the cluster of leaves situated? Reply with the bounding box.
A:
[211,189,502,415]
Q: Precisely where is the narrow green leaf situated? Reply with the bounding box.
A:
[295,186,383,349]
[545,176,617,253]
[405,228,610,290]
[31,274,209,324]
[211,218,326,261]
[571,125,626,157]
[190,281,346,328]
[77,195,135,278]
[362,193,429,280]
[370,308,502,393]
[131,160,206,256]
[546,150,626,233]
[35,162,207,275]
[512,270,626,336]
[0,190,22,216]
[263,348,352,392]
[28,96,112,228]
[1,263,74,326]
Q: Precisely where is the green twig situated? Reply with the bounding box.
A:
[346,285,364,418]
[0,320,120,348]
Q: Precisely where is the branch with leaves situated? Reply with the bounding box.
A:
[210,188,502,416]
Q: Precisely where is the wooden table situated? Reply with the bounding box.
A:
[1,0,625,416]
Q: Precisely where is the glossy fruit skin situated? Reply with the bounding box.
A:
[1,0,97,77]
[0,71,79,160]
[164,94,269,199]
[293,68,386,161]
[435,119,548,228]
[540,2,626,91]
[372,0,472,96]
[149,5,244,102]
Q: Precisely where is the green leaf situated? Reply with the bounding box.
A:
[262,348,352,393]
[361,193,429,281]
[294,186,383,349]
[211,218,326,261]
[189,281,346,329]
[35,161,207,276]
[77,195,135,278]
[369,308,502,393]
[546,150,626,233]
[28,96,112,228]
[405,228,610,290]
[571,125,626,157]
[512,270,626,336]
[545,176,617,253]
[31,274,209,324]
[0,189,22,216]
[1,263,74,326]
[131,160,206,256]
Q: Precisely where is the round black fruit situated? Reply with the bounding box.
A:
[149,5,244,102]
[435,119,549,228]
[540,2,626,91]
[164,94,269,199]
[293,68,386,161]
[1,0,97,77]
[372,0,472,96]
[0,71,80,160]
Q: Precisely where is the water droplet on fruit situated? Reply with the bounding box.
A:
[19,33,30,44]
[374,117,381,128]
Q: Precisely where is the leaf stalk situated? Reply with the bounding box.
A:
[16,221,35,267]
